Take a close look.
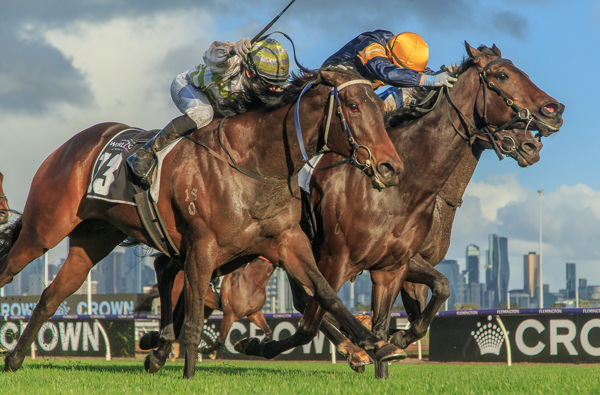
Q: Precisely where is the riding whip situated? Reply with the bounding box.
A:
[251,0,297,43]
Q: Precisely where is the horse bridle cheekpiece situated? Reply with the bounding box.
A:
[444,57,536,160]
[294,79,382,186]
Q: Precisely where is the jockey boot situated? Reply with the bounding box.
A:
[127,114,197,185]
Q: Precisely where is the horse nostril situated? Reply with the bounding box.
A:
[541,102,564,117]
[376,162,397,179]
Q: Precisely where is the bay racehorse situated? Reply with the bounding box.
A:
[235,43,564,378]
[137,255,275,356]
[393,127,543,347]
[0,69,404,378]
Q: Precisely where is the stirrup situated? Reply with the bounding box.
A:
[126,154,156,185]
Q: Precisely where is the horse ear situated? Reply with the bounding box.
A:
[465,41,484,67]
[465,41,477,59]
[491,44,502,57]
[320,69,342,87]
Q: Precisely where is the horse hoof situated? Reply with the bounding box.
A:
[348,355,370,373]
[144,351,165,373]
[4,352,23,372]
[139,331,160,350]
[347,349,372,373]
[374,342,407,363]
[234,337,261,355]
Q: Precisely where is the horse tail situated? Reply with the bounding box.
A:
[0,216,22,257]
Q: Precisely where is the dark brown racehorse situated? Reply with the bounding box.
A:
[0,69,405,378]
[394,127,543,347]
[236,43,564,378]
[0,172,11,226]
[137,255,274,355]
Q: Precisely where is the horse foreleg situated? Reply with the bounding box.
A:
[181,246,212,379]
[389,255,449,349]
[247,311,272,342]
[287,277,370,370]
[4,231,123,372]
[401,281,429,325]
[144,255,183,373]
[370,270,407,379]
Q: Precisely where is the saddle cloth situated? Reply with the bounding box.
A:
[85,128,181,205]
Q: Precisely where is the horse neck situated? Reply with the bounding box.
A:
[439,144,483,205]
[392,68,481,194]
[222,85,329,180]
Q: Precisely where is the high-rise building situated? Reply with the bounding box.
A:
[523,252,540,299]
[579,278,588,300]
[438,259,462,309]
[465,244,480,284]
[264,267,295,314]
[566,262,576,299]
[486,234,510,308]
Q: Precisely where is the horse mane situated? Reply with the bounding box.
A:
[0,216,22,257]
[212,66,366,117]
[384,45,497,128]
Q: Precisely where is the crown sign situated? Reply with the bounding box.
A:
[470,316,505,355]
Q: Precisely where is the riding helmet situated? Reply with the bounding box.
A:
[248,38,290,86]
[386,32,429,72]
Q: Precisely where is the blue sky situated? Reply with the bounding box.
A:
[0,0,597,293]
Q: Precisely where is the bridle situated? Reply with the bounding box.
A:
[294,78,384,189]
[444,57,537,160]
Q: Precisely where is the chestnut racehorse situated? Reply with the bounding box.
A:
[137,255,274,355]
[235,43,564,378]
[0,69,404,378]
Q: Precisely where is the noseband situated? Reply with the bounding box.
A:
[294,79,384,187]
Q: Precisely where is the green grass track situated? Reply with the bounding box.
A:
[2,359,600,394]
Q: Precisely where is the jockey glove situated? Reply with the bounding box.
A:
[423,71,458,88]
[234,38,253,56]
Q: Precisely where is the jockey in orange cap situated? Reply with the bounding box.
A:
[322,30,456,113]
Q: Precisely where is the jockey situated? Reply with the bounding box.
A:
[322,30,457,113]
[127,37,290,184]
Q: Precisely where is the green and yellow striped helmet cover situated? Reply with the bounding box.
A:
[248,38,290,85]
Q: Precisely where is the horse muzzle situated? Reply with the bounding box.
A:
[534,101,565,137]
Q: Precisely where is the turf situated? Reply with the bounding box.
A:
[2,359,600,394]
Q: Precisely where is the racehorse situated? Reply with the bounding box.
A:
[137,255,275,356]
[393,127,543,348]
[0,69,405,378]
[0,172,11,226]
[235,43,564,378]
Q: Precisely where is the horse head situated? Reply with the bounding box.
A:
[464,42,564,138]
[317,69,403,189]
[474,128,542,167]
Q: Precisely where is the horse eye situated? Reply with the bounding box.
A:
[349,103,359,112]
[497,72,509,81]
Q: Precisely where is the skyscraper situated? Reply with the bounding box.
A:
[487,234,510,307]
[465,244,480,284]
[566,262,576,299]
[438,259,461,309]
[523,252,540,299]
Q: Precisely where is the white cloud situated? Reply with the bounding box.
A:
[446,177,600,293]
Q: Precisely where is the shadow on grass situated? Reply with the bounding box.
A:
[17,358,326,377]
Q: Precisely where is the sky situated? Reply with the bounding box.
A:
[0,0,598,294]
